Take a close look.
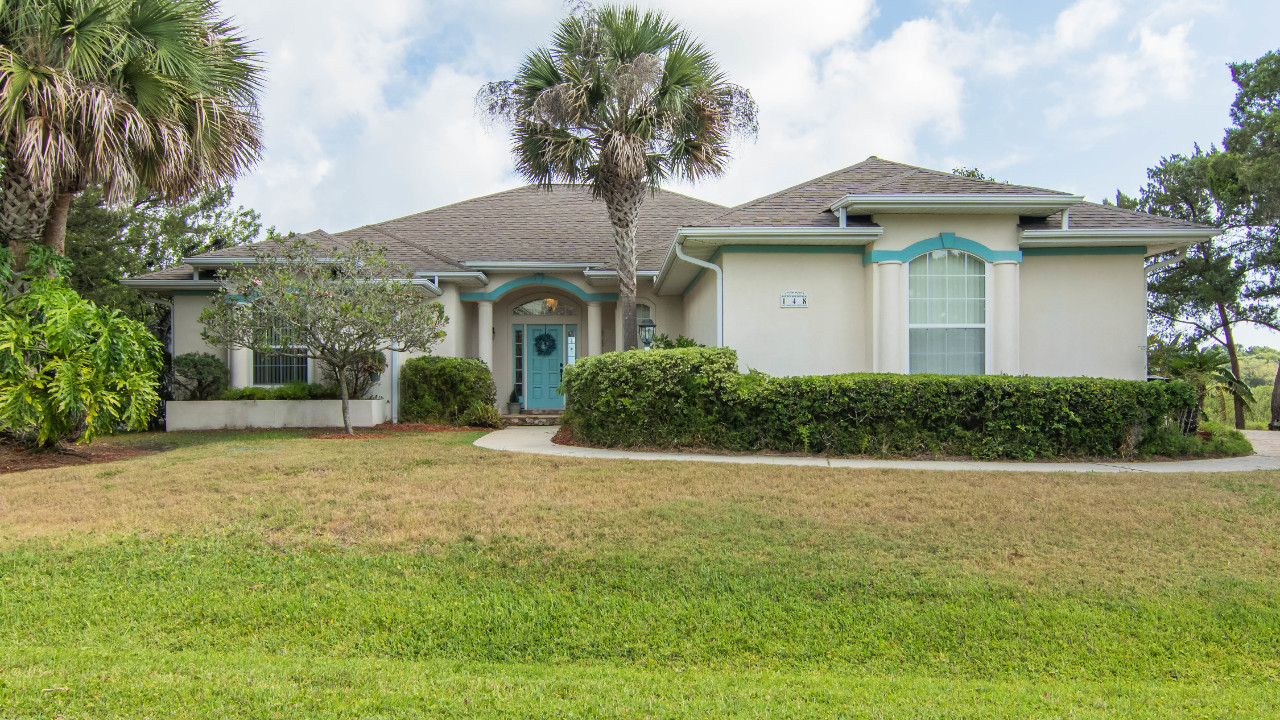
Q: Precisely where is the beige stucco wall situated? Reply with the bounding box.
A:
[172,294,225,361]
[721,251,866,376]
[681,263,719,347]
[871,214,1021,253]
[1019,254,1148,380]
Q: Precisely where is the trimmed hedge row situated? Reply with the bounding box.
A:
[561,348,1199,460]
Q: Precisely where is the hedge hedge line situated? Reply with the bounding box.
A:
[399,356,501,428]
[560,348,1199,460]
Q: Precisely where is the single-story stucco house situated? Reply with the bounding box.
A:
[125,156,1217,420]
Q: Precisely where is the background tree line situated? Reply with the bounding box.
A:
[1117,51,1280,430]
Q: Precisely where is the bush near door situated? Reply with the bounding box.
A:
[560,348,1205,460]
[399,357,501,428]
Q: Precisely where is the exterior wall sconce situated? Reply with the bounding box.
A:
[638,317,657,349]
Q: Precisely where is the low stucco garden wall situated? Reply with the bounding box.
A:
[166,399,387,431]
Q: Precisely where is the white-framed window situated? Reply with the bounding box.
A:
[253,327,309,385]
[907,249,986,375]
[636,302,652,326]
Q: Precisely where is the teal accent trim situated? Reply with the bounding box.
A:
[461,274,618,302]
[862,233,1023,266]
[1022,245,1147,256]
[678,245,864,296]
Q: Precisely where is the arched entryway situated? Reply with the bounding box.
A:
[509,293,581,410]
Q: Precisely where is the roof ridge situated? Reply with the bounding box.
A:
[697,156,884,225]
[361,225,470,270]
[867,159,1072,196]
[365,183,723,231]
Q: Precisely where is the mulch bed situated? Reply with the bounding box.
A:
[0,440,153,474]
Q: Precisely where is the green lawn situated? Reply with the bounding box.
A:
[1,429,1278,717]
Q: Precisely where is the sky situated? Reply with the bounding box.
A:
[217,0,1280,346]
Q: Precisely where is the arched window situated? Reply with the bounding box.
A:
[513,297,578,316]
[908,249,986,375]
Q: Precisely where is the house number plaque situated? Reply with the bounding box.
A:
[780,290,809,308]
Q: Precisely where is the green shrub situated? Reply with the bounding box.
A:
[219,382,339,401]
[318,351,387,399]
[399,356,499,427]
[0,258,163,447]
[561,349,1204,459]
[170,353,230,400]
[560,347,744,447]
[1138,420,1254,458]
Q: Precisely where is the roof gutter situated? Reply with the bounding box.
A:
[1021,228,1219,252]
[654,226,883,293]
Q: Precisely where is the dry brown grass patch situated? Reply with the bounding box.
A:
[0,431,1276,588]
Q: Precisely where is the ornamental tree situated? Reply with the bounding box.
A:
[199,237,448,434]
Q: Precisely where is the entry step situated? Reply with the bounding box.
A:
[501,413,562,427]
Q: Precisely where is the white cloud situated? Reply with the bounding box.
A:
[213,0,1251,236]
[1052,0,1124,51]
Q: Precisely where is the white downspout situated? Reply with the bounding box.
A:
[674,239,724,347]
[389,349,397,424]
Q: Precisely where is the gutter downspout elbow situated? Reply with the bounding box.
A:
[674,239,724,347]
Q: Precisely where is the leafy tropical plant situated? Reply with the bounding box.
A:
[0,246,163,447]
[477,3,756,350]
[0,0,263,260]
[1154,343,1255,432]
[199,237,448,434]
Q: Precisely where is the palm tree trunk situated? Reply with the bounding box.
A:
[41,191,75,256]
[0,145,53,266]
[1217,303,1246,429]
[604,181,646,351]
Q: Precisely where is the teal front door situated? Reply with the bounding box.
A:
[526,324,566,409]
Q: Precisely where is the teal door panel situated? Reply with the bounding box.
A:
[526,325,564,409]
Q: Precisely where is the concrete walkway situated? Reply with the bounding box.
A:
[474,426,1280,474]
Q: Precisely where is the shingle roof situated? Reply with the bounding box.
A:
[692,156,1072,229]
[129,185,726,281]
[370,184,724,270]
[1022,202,1210,231]
[131,158,1211,285]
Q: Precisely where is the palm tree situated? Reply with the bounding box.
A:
[1161,346,1255,432]
[0,0,262,260]
[477,3,756,349]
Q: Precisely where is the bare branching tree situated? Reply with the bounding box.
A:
[477,3,756,350]
[200,238,448,434]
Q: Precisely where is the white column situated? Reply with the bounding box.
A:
[614,302,624,353]
[874,262,906,373]
[992,261,1020,375]
[587,301,602,357]
[229,345,253,388]
[477,300,494,371]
